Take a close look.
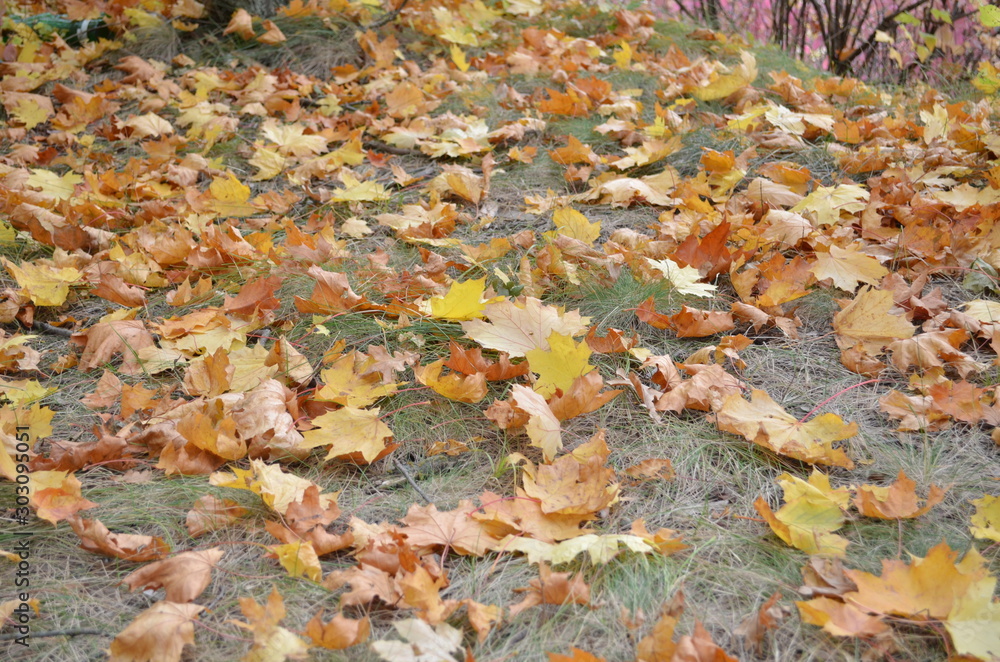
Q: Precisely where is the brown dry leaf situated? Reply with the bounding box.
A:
[304,610,370,650]
[293,266,366,315]
[399,500,500,556]
[520,447,620,517]
[71,320,157,376]
[222,275,281,321]
[624,459,675,482]
[69,516,170,562]
[715,389,856,468]
[92,274,147,308]
[509,563,591,617]
[223,8,255,39]
[548,372,622,421]
[735,592,788,653]
[185,495,247,537]
[668,306,735,338]
[887,329,982,378]
[121,548,225,602]
[853,470,947,519]
[443,340,527,381]
[108,601,205,662]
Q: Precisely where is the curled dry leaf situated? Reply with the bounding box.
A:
[69,516,170,562]
[509,562,591,617]
[304,610,370,650]
[715,389,856,468]
[121,548,225,602]
[71,319,157,376]
[185,494,247,537]
[109,602,205,662]
[853,470,947,519]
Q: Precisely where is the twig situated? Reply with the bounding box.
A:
[33,321,74,338]
[365,0,412,30]
[392,454,433,505]
[0,628,107,640]
[363,139,422,156]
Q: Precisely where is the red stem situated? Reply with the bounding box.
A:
[798,379,880,423]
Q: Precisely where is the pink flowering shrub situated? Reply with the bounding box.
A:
[649,0,999,84]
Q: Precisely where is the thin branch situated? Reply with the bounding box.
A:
[0,628,107,641]
[365,0,412,30]
[392,454,433,505]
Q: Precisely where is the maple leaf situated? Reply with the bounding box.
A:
[735,592,789,654]
[520,443,620,516]
[970,495,1000,543]
[70,319,157,376]
[268,540,322,581]
[510,563,592,617]
[304,610,370,649]
[646,257,718,297]
[186,495,247,537]
[525,331,595,397]
[715,389,856,468]
[399,500,501,556]
[853,470,946,519]
[210,459,337,515]
[550,207,601,245]
[791,184,869,226]
[833,286,916,355]
[314,351,400,407]
[371,618,463,662]
[462,297,591,357]
[511,385,563,460]
[414,359,487,403]
[109,602,205,662]
[300,406,395,464]
[3,258,82,307]
[754,470,851,556]
[122,549,225,603]
[428,277,494,320]
[809,244,888,291]
[69,516,170,562]
[502,533,656,565]
[231,587,309,662]
[28,470,98,524]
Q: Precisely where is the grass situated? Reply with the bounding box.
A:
[2,1,999,661]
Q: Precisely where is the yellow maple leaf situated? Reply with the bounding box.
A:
[300,406,394,464]
[754,470,851,556]
[810,244,889,291]
[2,258,82,307]
[429,278,492,321]
[268,541,321,581]
[450,44,470,72]
[550,207,600,246]
[26,169,83,201]
[970,495,1000,543]
[715,389,856,468]
[209,172,258,217]
[210,459,335,515]
[791,184,869,226]
[833,286,915,354]
[692,51,757,101]
[525,332,594,397]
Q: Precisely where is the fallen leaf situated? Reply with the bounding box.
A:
[121,549,225,602]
